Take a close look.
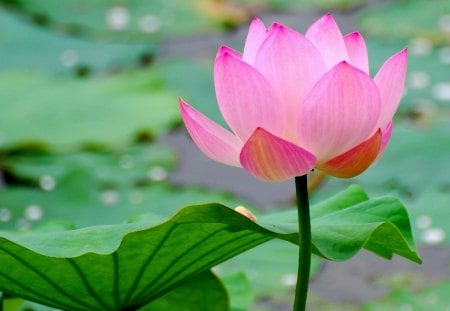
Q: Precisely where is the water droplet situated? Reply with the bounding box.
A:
[416,215,432,229]
[101,190,120,206]
[399,304,413,311]
[410,38,433,55]
[280,273,297,287]
[119,154,134,169]
[432,82,450,101]
[24,205,44,221]
[129,190,143,205]
[148,166,167,181]
[438,47,450,64]
[16,218,30,231]
[39,175,56,191]
[425,293,437,304]
[0,208,12,222]
[408,72,431,89]
[60,49,79,68]
[138,15,161,33]
[439,15,450,32]
[106,6,130,31]
[422,228,446,245]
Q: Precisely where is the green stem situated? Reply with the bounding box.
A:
[293,175,311,311]
[0,292,4,311]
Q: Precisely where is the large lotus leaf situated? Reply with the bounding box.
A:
[0,70,178,149]
[313,122,450,244]
[3,270,229,311]
[0,10,155,74]
[0,185,420,310]
[359,0,450,45]
[1,143,177,187]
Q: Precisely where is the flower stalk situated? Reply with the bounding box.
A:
[293,175,311,311]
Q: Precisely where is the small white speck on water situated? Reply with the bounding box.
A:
[106,6,130,31]
[438,47,450,64]
[0,208,12,222]
[399,304,413,311]
[408,71,431,89]
[39,175,56,191]
[416,215,432,229]
[138,15,161,33]
[432,82,450,101]
[425,293,438,304]
[16,218,30,231]
[422,227,446,245]
[24,205,44,221]
[280,273,297,287]
[101,190,120,206]
[119,154,135,169]
[60,49,79,68]
[410,37,433,55]
[439,15,450,32]
[148,166,167,181]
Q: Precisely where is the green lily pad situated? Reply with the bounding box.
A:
[0,10,155,74]
[0,168,253,230]
[220,272,253,311]
[219,240,322,298]
[0,185,420,310]
[0,70,178,150]
[2,0,243,42]
[1,143,177,187]
[363,280,450,310]
[359,0,450,45]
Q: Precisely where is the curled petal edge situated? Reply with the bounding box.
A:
[317,129,382,178]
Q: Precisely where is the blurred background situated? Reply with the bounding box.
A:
[0,0,449,310]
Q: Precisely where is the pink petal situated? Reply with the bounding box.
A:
[374,49,408,130]
[240,128,317,182]
[376,121,393,160]
[179,98,242,167]
[305,13,349,69]
[242,17,267,64]
[297,62,381,161]
[317,129,381,178]
[253,23,326,139]
[216,45,242,60]
[214,50,284,141]
[344,32,369,74]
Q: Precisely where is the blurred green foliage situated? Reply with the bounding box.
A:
[0,0,449,310]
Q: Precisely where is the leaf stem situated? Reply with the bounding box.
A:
[293,175,311,311]
[0,292,3,311]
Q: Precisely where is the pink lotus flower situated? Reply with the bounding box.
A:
[179,14,407,182]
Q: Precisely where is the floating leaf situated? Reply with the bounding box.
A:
[1,0,244,42]
[363,280,450,310]
[0,10,155,74]
[0,70,178,149]
[0,168,253,230]
[1,143,177,187]
[0,185,420,310]
[359,0,450,45]
[219,240,322,298]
